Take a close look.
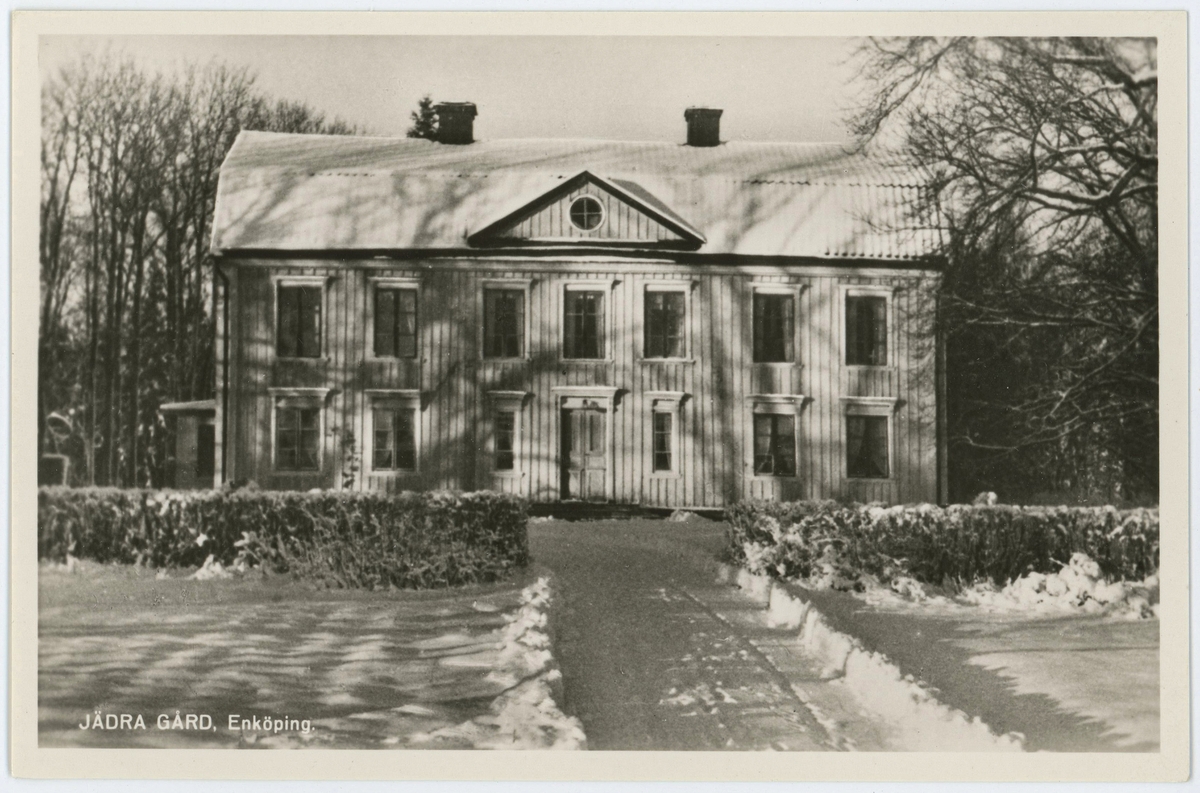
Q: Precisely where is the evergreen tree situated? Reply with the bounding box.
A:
[406,94,437,140]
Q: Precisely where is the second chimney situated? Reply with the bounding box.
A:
[434,102,477,144]
[684,107,723,147]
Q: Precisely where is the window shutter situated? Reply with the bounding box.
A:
[871,297,887,365]
[868,416,889,476]
[782,295,795,363]
[512,292,525,357]
[375,289,396,357]
[845,297,860,365]
[593,293,605,358]
[299,286,321,358]
[563,292,578,358]
[398,290,418,358]
[775,415,796,476]
[752,294,765,361]
[277,288,298,357]
[847,415,866,476]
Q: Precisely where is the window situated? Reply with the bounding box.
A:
[373,408,417,471]
[276,285,322,358]
[644,290,686,359]
[564,290,605,359]
[569,195,604,231]
[652,412,674,472]
[847,415,889,479]
[374,288,418,358]
[753,292,795,363]
[846,295,888,366]
[753,414,796,476]
[495,411,516,471]
[484,289,526,358]
[276,406,320,471]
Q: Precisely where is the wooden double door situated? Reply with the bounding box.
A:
[561,406,607,501]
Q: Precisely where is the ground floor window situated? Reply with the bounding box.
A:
[495,411,516,471]
[276,406,320,471]
[373,408,417,471]
[847,414,889,478]
[753,413,796,476]
[652,412,674,472]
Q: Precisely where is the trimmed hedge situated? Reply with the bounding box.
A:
[38,487,529,589]
[726,500,1159,588]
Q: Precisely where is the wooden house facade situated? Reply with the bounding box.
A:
[210,106,945,507]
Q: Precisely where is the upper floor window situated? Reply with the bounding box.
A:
[483,289,526,358]
[753,292,795,363]
[644,289,686,359]
[374,288,418,358]
[276,285,322,358]
[564,290,606,359]
[846,295,888,366]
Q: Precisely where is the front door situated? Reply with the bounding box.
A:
[562,407,607,501]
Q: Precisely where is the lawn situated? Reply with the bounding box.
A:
[39,559,542,749]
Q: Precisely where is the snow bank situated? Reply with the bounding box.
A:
[732,567,1024,752]
[958,553,1158,619]
[853,552,1159,620]
[413,577,587,750]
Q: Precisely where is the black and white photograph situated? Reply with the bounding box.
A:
[11,9,1189,782]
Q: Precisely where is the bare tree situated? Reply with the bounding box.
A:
[39,53,359,487]
[853,37,1158,503]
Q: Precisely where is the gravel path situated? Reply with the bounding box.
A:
[529,519,833,751]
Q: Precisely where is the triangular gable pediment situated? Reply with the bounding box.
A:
[468,171,705,249]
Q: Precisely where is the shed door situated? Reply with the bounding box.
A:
[562,407,607,501]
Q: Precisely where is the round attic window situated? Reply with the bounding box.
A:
[568,196,605,231]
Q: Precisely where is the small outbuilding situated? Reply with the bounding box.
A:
[159,399,217,489]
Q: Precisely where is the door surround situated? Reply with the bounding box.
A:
[552,386,619,501]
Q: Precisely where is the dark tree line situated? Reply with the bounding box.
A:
[40,54,357,487]
[854,37,1158,504]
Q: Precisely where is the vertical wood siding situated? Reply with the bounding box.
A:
[225,259,940,505]
[497,185,685,243]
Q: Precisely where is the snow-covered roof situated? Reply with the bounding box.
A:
[212,131,942,262]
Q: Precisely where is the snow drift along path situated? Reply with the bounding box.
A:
[721,565,1024,752]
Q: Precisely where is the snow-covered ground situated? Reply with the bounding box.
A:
[725,561,1160,752]
[721,565,1024,751]
[410,577,586,750]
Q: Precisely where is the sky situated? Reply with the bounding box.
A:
[39,35,864,143]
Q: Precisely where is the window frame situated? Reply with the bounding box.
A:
[478,279,532,361]
[561,280,616,363]
[841,285,897,370]
[364,389,422,476]
[487,390,528,479]
[646,391,685,478]
[267,387,330,473]
[273,276,328,360]
[368,276,421,360]
[568,194,606,233]
[748,395,804,480]
[639,282,695,363]
[841,396,898,481]
[750,284,803,366]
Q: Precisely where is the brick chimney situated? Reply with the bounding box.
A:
[434,102,477,145]
[684,107,722,147]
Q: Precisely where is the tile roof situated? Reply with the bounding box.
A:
[212,131,942,262]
